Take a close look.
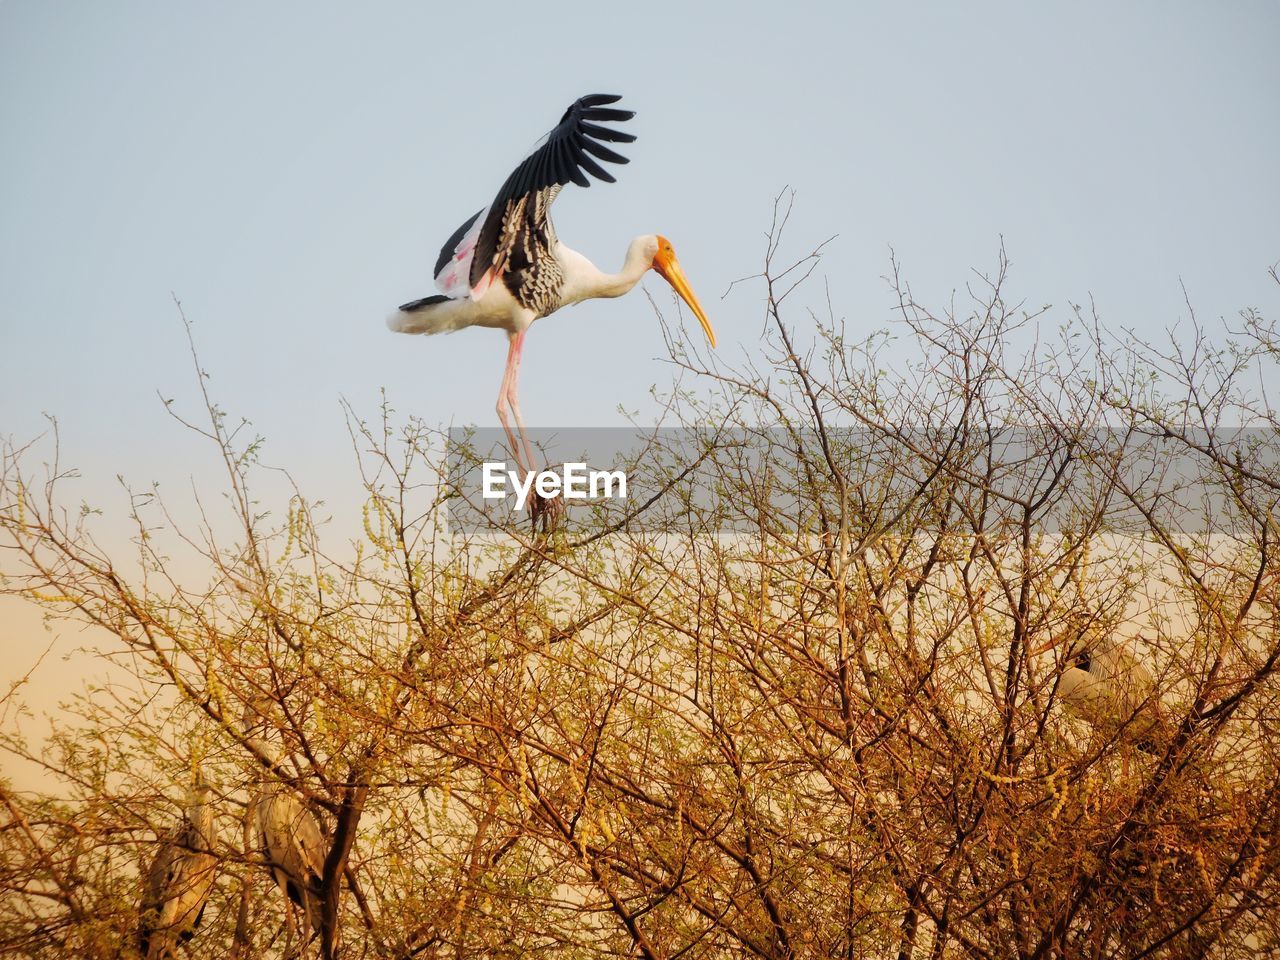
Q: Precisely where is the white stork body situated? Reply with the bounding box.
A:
[251,782,327,941]
[1055,639,1167,748]
[137,784,218,960]
[388,94,715,476]
[388,237,657,338]
[241,701,328,949]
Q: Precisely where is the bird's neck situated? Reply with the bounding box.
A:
[190,797,214,838]
[246,735,284,774]
[558,240,651,304]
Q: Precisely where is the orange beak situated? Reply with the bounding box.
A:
[653,243,716,348]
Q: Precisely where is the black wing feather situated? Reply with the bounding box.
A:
[400,293,451,312]
[573,149,613,184]
[580,107,633,123]
[580,138,629,166]
[575,93,622,108]
[579,121,636,144]
[470,94,635,288]
[559,136,588,188]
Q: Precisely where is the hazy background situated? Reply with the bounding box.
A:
[2,2,1277,775]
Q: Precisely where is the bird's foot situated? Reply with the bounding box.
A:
[529,489,564,534]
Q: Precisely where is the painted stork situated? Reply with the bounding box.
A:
[387,93,716,475]
[137,780,218,960]
[1047,636,1168,750]
[252,779,327,944]
[242,704,327,948]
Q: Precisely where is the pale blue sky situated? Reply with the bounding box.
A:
[1,1,1278,495]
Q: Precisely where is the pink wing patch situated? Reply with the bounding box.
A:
[470,266,497,301]
[434,204,489,299]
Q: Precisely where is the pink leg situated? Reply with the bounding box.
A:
[496,331,535,476]
[496,334,524,474]
[505,335,537,473]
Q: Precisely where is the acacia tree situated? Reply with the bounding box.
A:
[2,211,1278,959]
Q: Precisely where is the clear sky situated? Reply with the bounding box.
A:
[4,2,1278,469]
[1,3,1277,741]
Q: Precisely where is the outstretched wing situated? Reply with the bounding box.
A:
[432,94,635,301]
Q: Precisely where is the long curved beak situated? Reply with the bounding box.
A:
[654,248,716,348]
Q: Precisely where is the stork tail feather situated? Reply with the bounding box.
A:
[387,294,480,336]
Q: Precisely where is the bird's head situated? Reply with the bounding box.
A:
[239,693,275,737]
[649,235,716,348]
